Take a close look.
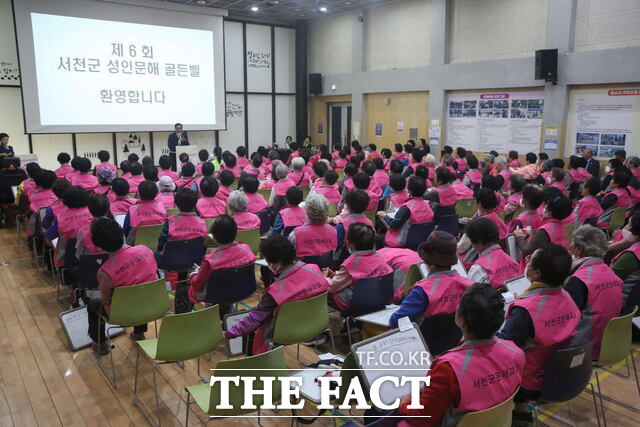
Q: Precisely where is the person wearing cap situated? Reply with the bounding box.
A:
[156,175,176,209]
[389,231,473,328]
[94,166,117,202]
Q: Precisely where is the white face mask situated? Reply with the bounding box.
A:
[605,166,611,173]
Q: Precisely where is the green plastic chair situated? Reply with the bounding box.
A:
[166,208,179,217]
[134,224,164,251]
[236,227,261,255]
[497,211,506,221]
[564,223,575,245]
[297,186,310,200]
[591,306,639,424]
[184,346,286,424]
[604,207,628,235]
[257,188,271,203]
[455,198,477,218]
[364,210,376,225]
[128,192,137,198]
[272,292,335,362]
[398,263,423,300]
[457,389,518,427]
[328,203,338,217]
[96,278,170,388]
[337,170,345,183]
[512,207,524,219]
[133,305,224,425]
[204,217,215,232]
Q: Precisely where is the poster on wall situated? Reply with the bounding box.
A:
[569,89,637,159]
[0,0,20,85]
[375,123,383,137]
[116,132,150,162]
[446,91,544,154]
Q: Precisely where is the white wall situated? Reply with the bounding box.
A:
[308,13,353,75]
[366,0,432,71]
[450,0,548,63]
[0,88,30,155]
[574,0,640,51]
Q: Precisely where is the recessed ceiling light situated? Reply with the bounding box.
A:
[345,1,352,4]
[294,8,300,12]
[319,6,327,12]
[251,6,259,12]
[197,0,206,4]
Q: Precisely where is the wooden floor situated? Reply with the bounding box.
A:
[0,226,638,426]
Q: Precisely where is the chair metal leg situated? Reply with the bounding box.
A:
[631,350,640,398]
[325,328,336,354]
[197,355,208,383]
[94,324,117,388]
[589,366,640,415]
[588,382,602,427]
[185,392,191,426]
[346,317,353,348]
[595,369,607,427]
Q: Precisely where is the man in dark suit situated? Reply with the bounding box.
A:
[582,148,600,177]
[167,122,189,171]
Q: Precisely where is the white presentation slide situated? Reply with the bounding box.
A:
[31,13,215,127]
[13,0,226,133]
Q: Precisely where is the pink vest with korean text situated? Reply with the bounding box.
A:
[29,188,57,213]
[72,173,99,192]
[55,165,73,179]
[611,242,640,304]
[158,169,179,182]
[280,206,307,228]
[80,222,103,255]
[293,223,337,257]
[127,175,144,194]
[317,185,341,204]
[342,214,373,240]
[246,192,269,213]
[289,170,310,186]
[411,271,473,316]
[467,169,483,184]
[499,169,512,192]
[436,338,524,415]
[232,211,261,230]
[168,213,207,240]
[539,219,568,248]
[385,197,434,247]
[196,196,226,218]
[613,187,631,208]
[570,258,623,359]
[376,247,421,273]
[455,157,468,171]
[475,244,522,290]
[435,184,458,207]
[373,170,389,188]
[484,211,508,240]
[216,186,232,203]
[156,193,175,210]
[129,200,167,229]
[510,209,542,232]
[274,178,295,197]
[177,176,196,190]
[509,287,580,390]
[110,196,137,215]
[574,196,603,226]
[342,250,393,282]
[390,189,409,209]
[453,181,474,199]
[58,207,92,241]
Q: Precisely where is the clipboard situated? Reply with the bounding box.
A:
[223,310,250,357]
[58,306,125,351]
[504,275,530,296]
[356,304,400,328]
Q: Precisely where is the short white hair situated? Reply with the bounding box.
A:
[275,163,289,179]
[227,190,248,213]
[494,156,507,166]
[423,154,436,166]
[291,157,305,171]
[573,225,607,258]
[305,193,329,224]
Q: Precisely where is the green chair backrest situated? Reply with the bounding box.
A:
[134,224,164,251]
[609,207,627,231]
[337,353,369,402]
[597,306,637,366]
[128,192,137,198]
[155,305,223,362]
[328,204,338,217]
[236,227,261,255]
[512,207,524,219]
[337,170,345,183]
[456,388,518,427]
[167,208,179,217]
[455,198,477,218]
[497,211,506,221]
[272,292,329,345]
[109,278,170,326]
[401,263,422,299]
[364,210,376,224]
[257,188,271,203]
[207,346,286,416]
[297,186,310,200]
[204,217,215,232]
[564,223,575,245]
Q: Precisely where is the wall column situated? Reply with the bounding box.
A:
[351,10,366,142]
[427,0,451,157]
[295,20,308,143]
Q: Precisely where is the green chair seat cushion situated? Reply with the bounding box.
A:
[136,338,159,360]
[186,383,213,413]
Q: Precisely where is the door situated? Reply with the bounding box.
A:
[329,103,352,150]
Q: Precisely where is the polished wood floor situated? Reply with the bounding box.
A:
[0,226,638,426]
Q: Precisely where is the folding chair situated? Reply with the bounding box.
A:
[344,272,395,346]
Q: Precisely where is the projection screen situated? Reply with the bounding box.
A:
[12,0,226,133]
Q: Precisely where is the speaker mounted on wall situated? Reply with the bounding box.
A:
[309,73,322,95]
[535,49,558,85]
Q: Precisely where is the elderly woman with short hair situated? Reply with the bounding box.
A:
[565,225,624,359]
[269,162,294,206]
[288,193,337,258]
[227,190,261,230]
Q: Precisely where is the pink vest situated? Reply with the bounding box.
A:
[246,192,269,213]
[342,214,374,241]
[365,188,380,211]
[127,175,144,194]
[158,169,179,182]
[484,212,508,240]
[341,250,394,306]
[129,200,167,229]
[244,166,264,179]
[289,170,310,186]
[156,193,175,210]
[373,170,389,188]
[51,199,67,219]
[168,213,207,240]
[377,247,421,273]
[453,181,474,199]
[232,212,261,230]
[570,258,623,359]
[509,209,542,232]
[237,157,250,169]
[216,186,232,203]
[343,177,355,191]
[29,188,57,213]
[72,173,99,192]
[176,176,196,189]
[455,157,468,171]
[539,219,568,248]
[412,271,473,316]
[436,184,459,207]
[385,197,435,247]
[201,242,256,273]
[499,169,512,192]
[196,196,226,218]
[508,159,521,168]
[612,187,631,208]
[55,165,74,179]
[436,338,524,413]
[574,196,603,226]
[551,181,567,196]
[58,207,92,241]
[506,192,523,208]
[495,192,506,213]
[222,164,242,178]
[274,178,295,197]
[100,245,158,311]
[110,196,137,215]
[390,189,410,209]
[96,162,117,174]
[334,158,347,169]
[467,169,483,184]
[510,287,580,390]
[611,242,640,303]
[316,185,341,204]
[121,172,132,181]
[280,206,307,228]
[475,245,521,290]
[95,185,116,203]
[293,223,337,257]
[80,222,103,255]
[568,168,589,184]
